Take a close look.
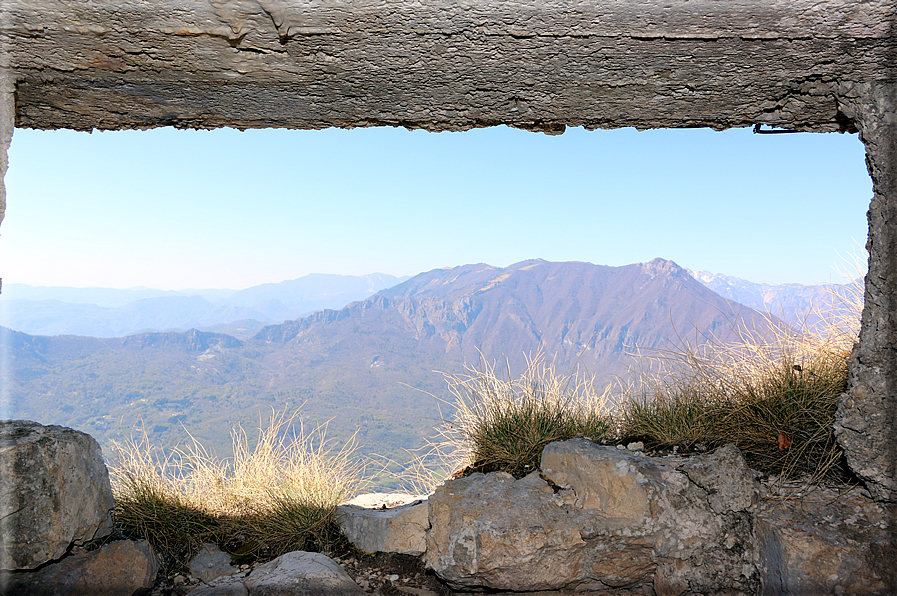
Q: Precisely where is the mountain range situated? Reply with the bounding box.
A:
[689,269,854,328]
[0,273,408,338]
[1,258,795,465]
[1,268,848,341]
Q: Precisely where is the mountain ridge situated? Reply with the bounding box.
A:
[0,258,795,470]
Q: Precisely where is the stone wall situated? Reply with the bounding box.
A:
[0,0,895,499]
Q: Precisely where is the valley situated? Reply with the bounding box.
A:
[0,258,847,471]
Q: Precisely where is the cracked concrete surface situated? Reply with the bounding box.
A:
[0,0,891,133]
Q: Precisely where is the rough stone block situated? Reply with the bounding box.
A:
[189,551,366,596]
[425,468,656,592]
[0,420,115,570]
[676,443,759,513]
[336,493,428,556]
[427,439,760,594]
[756,486,897,595]
[189,543,239,584]
[1,539,159,596]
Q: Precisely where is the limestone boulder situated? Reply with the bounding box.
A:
[336,493,429,556]
[189,551,366,596]
[341,492,424,509]
[0,420,115,570]
[427,439,760,594]
[189,543,239,583]
[756,485,897,595]
[1,539,159,596]
[676,443,759,514]
[425,469,656,592]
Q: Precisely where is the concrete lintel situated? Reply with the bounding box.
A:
[2,0,893,133]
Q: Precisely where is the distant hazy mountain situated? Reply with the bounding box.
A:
[0,273,408,337]
[0,283,232,307]
[2,259,768,461]
[259,258,767,378]
[688,269,857,327]
[226,273,406,313]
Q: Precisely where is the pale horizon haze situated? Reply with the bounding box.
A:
[1,124,871,291]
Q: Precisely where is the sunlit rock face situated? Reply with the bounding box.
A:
[425,441,760,594]
[0,0,895,499]
[426,440,897,594]
[336,493,429,556]
[0,421,115,571]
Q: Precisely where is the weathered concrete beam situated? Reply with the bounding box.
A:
[1,0,892,133]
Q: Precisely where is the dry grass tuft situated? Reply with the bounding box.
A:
[436,355,613,478]
[370,443,467,497]
[617,275,863,483]
[110,410,364,570]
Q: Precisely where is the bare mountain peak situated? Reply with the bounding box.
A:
[505,258,548,270]
[4,258,776,461]
[638,258,687,278]
[254,259,765,379]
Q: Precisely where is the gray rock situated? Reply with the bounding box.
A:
[836,81,897,503]
[189,551,365,596]
[0,71,10,228]
[544,439,760,596]
[0,420,115,570]
[190,543,239,583]
[427,439,760,594]
[341,492,424,509]
[1,539,159,596]
[755,485,897,595]
[425,469,656,592]
[677,443,759,514]
[336,494,428,556]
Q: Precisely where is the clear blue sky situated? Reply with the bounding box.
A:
[1,124,870,290]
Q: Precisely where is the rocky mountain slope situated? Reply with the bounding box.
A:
[1,259,767,462]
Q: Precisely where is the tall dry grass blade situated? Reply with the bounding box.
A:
[617,271,862,485]
[109,409,365,570]
[436,353,613,478]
